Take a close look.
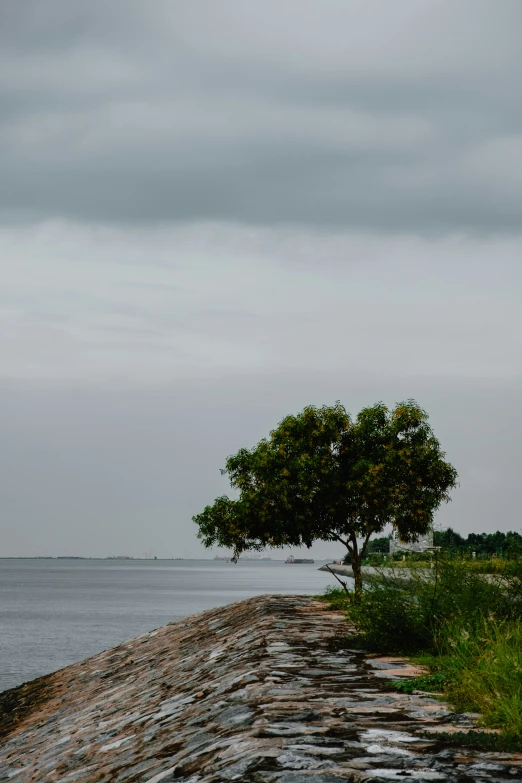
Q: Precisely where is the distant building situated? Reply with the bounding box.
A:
[389,528,434,554]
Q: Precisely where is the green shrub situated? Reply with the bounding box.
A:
[318,585,351,611]
[348,578,431,652]
[347,558,522,654]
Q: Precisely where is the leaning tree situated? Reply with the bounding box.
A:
[193,400,457,599]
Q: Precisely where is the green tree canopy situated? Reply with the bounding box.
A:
[433,526,466,550]
[434,527,522,557]
[193,400,457,598]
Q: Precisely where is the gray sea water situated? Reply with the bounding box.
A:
[0,558,338,693]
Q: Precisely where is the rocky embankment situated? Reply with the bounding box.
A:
[1,595,521,782]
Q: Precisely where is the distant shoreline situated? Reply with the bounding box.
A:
[0,556,333,562]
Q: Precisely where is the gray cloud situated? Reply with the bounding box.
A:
[1,2,522,558]
[1,0,522,231]
[2,223,521,386]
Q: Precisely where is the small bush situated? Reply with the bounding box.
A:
[349,579,431,652]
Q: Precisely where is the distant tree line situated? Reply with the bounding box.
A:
[366,536,392,554]
[433,528,522,557]
[348,528,522,560]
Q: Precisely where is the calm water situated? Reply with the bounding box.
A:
[0,558,337,693]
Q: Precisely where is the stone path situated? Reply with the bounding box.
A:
[0,595,521,782]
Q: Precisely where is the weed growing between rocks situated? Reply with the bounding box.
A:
[319,558,522,745]
[385,672,446,694]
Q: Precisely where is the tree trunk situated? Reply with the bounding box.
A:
[351,556,363,602]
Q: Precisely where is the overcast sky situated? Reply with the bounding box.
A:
[1,1,521,558]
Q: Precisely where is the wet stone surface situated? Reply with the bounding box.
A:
[0,595,521,782]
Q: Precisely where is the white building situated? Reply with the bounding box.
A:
[389,528,434,554]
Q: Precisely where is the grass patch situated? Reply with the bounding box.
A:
[316,585,352,611]
[385,672,446,694]
[438,617,522,737]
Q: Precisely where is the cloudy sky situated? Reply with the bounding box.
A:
[1,0,521,558]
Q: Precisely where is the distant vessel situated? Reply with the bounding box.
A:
[214,554,272,561]
[285,555,314,564]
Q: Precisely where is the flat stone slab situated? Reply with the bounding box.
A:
[0,595,521,782]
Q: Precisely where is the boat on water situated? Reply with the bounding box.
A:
[285,555,314,564]
[213,555,272,561]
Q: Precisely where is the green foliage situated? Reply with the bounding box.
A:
[193,400,457,597]
[433,526,466,550]
[317,585,352,611]
[347,559,522,653]
[367,535,392,554]
[437,617,522,738]
[349,576,433,652]
[343,535,390,564]
[331,557,522,741]
[434,527,522,558]
[363,552,390,566]
[386,672,445,694]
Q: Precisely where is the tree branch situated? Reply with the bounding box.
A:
[349,531,359,559]
[359,530,372,560]
[324,564,352,601]
[328,531,353,552]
